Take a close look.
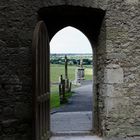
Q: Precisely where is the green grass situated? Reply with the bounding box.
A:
[50,93,60,109]
[50,64,92,83]
[50,85,73,109]
[50,64,76,82]
[50,85,59,109]
[85,68,93,80]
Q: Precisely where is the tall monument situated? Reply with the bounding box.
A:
[64,55,69,90]
[75,58,85,84]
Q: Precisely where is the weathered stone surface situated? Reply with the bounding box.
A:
[97,0,140,137]
[104,64,124,84]
[0,0,140,139]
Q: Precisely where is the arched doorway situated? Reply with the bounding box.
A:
[50,26,93,134]
[33,5,105,140]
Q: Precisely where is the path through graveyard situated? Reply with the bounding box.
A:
[51,81,93,133]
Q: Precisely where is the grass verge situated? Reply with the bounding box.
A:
[50,85,73,109]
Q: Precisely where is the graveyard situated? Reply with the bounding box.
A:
[50,54,93,109]
[50,55,93,135]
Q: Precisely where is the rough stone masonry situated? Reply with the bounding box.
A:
[0,0,140,140]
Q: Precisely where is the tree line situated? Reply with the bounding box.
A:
[50,58,92,65]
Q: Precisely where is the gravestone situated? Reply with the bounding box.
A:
[74,58,85,85]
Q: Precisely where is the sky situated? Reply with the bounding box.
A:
[50,26,92,54]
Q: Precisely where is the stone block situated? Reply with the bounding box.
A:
[105,84,114,97]
[125,0,139,5]
[105,97,130,115]
[14,103,31,119]
[2,119,17,128]
[3,107,14,117]
[2,136,15,140]
[104,64,124,84]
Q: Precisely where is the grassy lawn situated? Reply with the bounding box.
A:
[50,85,59,109]
[50,64,76,83]
[85,67,93,80]
[50,64,92,83]
[50,64,93,109]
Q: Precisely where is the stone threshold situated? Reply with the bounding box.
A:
[51,130,93,136]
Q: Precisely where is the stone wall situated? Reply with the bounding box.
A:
[0,1,40,139]
[0,0,140,139]
[0,1,100,139]
[96,18,107,136]
[0,1,105,139]
[97,0,140,138]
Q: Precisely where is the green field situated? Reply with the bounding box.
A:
[50,64,93,83]
[50,64,93,109]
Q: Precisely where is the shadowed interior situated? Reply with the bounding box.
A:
[38,5,105,41]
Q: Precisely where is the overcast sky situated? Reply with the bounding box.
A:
[50,26,92,54]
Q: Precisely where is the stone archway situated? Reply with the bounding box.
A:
[36,5,105,138]
[49,26,94,134]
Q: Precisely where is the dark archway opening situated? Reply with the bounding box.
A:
[38,5,105,41]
